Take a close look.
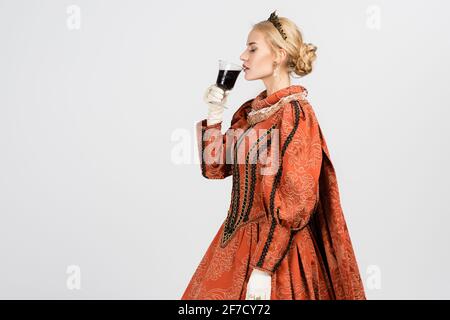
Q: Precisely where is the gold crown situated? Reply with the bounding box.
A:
[267,10,287,40]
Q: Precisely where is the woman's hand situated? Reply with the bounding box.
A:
[203,84,230,126]
[245,268,272,300]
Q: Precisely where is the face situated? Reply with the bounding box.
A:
[240,30,278,81]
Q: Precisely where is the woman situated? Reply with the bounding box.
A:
[181,11,366,300]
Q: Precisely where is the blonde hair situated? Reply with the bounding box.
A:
[252,16,317,77]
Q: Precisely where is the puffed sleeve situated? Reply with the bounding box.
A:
[249,99,323,275]
[195,99,252,179]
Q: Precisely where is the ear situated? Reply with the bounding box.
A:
[274,47,288,65]
[279,48,288,64]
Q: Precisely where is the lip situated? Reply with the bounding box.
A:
[242,64,250,70]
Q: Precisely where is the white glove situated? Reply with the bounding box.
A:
[245,268,272,300]
[203,84,230,126]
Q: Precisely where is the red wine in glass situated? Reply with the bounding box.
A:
[216,60,243,91]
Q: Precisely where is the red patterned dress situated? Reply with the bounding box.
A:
[181,85,366,300]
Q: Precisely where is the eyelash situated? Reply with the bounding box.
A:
[250,49,256,52]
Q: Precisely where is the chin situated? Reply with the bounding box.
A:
[244,72,257,81]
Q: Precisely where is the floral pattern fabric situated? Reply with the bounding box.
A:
[181,85,366,300]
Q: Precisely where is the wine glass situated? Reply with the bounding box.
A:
[215,60,244,109]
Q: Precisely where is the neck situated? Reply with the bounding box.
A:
[262,71,291,96]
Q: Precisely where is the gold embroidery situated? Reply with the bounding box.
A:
[247,92,308,125]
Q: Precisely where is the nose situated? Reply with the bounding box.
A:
[240,50,248,62]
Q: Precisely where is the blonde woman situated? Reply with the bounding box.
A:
[182,11,366,300]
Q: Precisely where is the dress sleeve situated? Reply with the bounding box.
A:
[249,100,323,275]
[195,120,233,179]
[195,100,252,180]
